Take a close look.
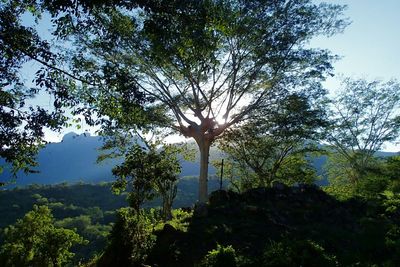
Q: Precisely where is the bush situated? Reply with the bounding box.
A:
[97,208,156,267]
[0,205,85,267]
[263,238,338,267]
[200,244,238,267]
[385,224,400,266]
[355,175,389,198]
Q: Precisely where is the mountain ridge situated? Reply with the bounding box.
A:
[1,132,397,187]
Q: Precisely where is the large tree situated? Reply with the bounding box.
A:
[2,0,347,202]
[58,0,346,202]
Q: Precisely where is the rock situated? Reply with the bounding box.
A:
[272,181,287,190]
[163,223,177,233]
[244,205,260,213]
[298,183,319,192]
[194,202,208,217]
[244,187,268,200]
[209,190,230,206]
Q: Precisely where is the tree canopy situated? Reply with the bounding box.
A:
[0,1,71,182]
[112,141,181,220]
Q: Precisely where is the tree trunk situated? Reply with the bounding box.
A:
[162,198,173,221]
[197,138,210,203]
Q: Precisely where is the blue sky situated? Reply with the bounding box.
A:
[32,1,400,151]
[313,0,400,84]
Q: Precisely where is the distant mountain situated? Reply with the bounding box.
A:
[1,132,397,188]
[0,132,216,187]
[1,133,116,186]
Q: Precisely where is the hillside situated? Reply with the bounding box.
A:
[0,178,228,229]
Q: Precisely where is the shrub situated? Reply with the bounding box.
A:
[97,208,156,267]
[200,244,238,267]
[263,238,338,267]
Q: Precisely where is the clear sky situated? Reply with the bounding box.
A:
[313,0,400,83]
[37,0,400,151]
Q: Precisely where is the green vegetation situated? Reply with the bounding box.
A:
[112,143,182,220]
[0,205,85,267]
[0,183,126,229]
[2,0,400,266]
[89,182,399,267]
[55,0,346,203]
[97,208,157,266]
[217,93,325,191]
[2,175,400,266]
[0,183,123,264]
[0,0,347,203]
[200,244,239,267]
[325,78,400,188]
[0,179,205,264]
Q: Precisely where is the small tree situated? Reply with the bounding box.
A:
[0,205,85,267]
[218,93,325,189]
[99,207,156,267]
[201,244,238,267]
[384,156,400,193]
[326,78,400,184]
[112,141,181,220]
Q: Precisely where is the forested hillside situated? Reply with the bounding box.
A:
[0,179,225,264]
[0,178,227,229]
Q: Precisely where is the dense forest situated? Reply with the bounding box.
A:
[0,180,202,263]
[1,0,400,266]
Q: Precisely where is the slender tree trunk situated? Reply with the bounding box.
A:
[162,198,172,221]
[197,138,211,203]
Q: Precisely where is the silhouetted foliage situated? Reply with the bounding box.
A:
[262,238,338,267]
[97,208,156,267]
[0,1,70,182]
[145,186,400,267]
